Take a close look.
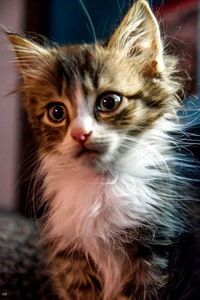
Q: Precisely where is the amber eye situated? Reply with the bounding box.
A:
[96,93,122,113]
[47,103,67,123]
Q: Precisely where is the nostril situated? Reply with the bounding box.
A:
[71,130,92,145]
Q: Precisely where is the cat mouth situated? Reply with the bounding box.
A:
[76,147,100,159]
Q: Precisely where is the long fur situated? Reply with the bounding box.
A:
[40,116,187,299]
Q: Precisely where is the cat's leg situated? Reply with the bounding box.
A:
[49,251,102,300]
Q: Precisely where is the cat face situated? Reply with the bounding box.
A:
[7,0,180,170]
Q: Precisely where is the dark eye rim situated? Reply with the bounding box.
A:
[46,102,67,123]
[95,92,123,114]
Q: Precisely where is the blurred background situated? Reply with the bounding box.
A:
[0,0,199,215]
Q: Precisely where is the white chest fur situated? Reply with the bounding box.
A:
[41,126,176,299]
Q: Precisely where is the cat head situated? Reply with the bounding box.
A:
[7,0,180,171]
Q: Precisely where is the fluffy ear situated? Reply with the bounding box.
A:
[6,33,51,78]
[108,0,164,76]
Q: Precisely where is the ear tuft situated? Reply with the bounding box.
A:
[7,32,50,73]
[108,0,165,75]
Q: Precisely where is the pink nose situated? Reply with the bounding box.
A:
[71,129,92,145]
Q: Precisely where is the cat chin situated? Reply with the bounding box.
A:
[75,153,113,173]
[77,154,103,170]
[72,145,120,172]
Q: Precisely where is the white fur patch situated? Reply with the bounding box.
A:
[40,116,181,299]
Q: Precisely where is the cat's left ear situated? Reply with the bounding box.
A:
[6,32,51,77]
[108,0,164,76]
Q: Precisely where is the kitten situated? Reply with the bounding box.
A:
[7,0,196,299]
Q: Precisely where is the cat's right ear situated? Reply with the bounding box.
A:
[6,33,50,77]
[107,0,165,76]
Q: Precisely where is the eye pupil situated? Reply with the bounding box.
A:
[53,106,64,120]
[102,96,115,110]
